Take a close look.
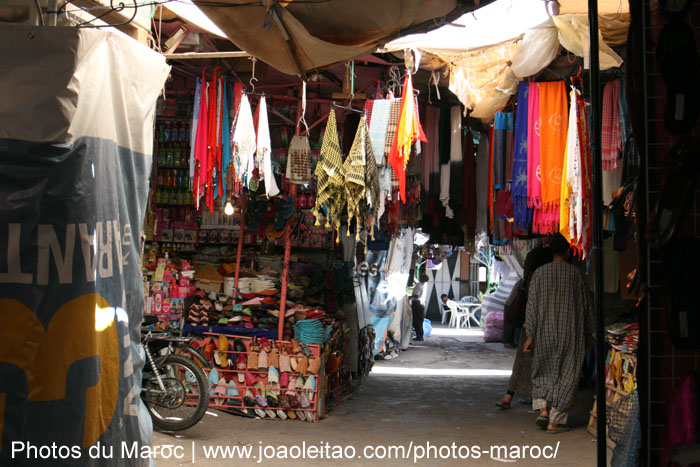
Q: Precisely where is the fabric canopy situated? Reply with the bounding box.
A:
[193,0,476,76]
[381,0,629,121]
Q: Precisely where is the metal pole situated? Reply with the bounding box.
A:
[233,195,247,302]
[587,1,606,465]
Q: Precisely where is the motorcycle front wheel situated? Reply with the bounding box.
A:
[143,354,210,431]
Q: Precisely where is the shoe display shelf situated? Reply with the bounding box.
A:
[195,333,323,422]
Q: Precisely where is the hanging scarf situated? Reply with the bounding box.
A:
[231,94,256,188]
[204,68,220,211]
[527,82,542,209]
[475,133,489,242]
[422,105,440,195]
[368,99,392,166]
[220,78,231,205]
[314,109,346,232]
[512,83,532,231]
[463,129,476,239]
[387,74,427,202]
[602,79,621,170]
[494,112,514,190]
[534,80,568,233]
[189,77,201,180]
[487,126,494,236]
[577,89,593,260]
[193,70,209,209]
[213,76,224,200]
[256,96,279,198]
[560,88,582,246]
[344,115,370,238]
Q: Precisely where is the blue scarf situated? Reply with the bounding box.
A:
[512,83,532,231]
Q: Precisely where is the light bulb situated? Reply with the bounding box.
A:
[224,201,234,216]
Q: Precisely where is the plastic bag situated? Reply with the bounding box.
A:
[423,318,432,338]
[511,27,560,78]
[483,311,504,342]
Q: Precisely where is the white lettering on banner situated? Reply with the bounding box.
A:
[37,224,75,285]
[98,221,113,279]
[0,224,32,284]
[0,221,130,285]
[79,223,99,283]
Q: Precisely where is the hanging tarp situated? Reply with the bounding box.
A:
[0,24,169,466]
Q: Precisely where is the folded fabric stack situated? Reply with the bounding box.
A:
[238,276,277,294]
[606,322,639,354]
[293,319,325,345]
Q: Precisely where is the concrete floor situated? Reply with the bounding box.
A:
[153,325,600,466]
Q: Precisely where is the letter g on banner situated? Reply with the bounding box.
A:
[0,294,119,452]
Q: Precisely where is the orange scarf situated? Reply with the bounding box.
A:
[387,74,426,202]
[537,81,568,210]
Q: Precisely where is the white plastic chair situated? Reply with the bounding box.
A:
[447,300,468,328]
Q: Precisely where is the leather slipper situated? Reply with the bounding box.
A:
[535,416,549,429]
[495,402,511,410]
[546,426,571,434]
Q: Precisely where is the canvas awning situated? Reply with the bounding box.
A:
[381,0,630,120]
[192,0,483,77]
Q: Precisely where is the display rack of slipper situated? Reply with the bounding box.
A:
[196,333,322,421]
[324,326,353,412]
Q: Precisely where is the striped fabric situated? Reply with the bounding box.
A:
[481,268,520,316]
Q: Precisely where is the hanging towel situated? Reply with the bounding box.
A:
[602,79,621,170]
[512,83,532,231]
[220,78,231,205]
[232,94,256,188]
[256,96,279,198]
[368,99,392,166]
[189,77,201,180]
[527,82,542,209]
[494,112,514,190]
[533,80,568,234]
[387,74,427,203]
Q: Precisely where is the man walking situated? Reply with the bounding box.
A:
[524,234,594,433]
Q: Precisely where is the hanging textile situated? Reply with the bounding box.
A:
[344,116,376,238]
[448,105,463,222]
[494,112,514,190]
[189,77,201,180]
[512,83,532,231]
[231,93,256,189]
[193,70,209,209]
[368,99,392,166]
[463,129,476,240]
[204,68,220,211]
[440,163,452,218]
[534,80,568,234]
[219,78,231,204]
[487,126,495,236]
[387,74,427,203]
[560,88,582,248]
[256,96,279,198]
[314,109,346,232]
[422,105,440,194]
[602,79,621,170]
[286,134,312,184]
[213,75,224,200]
[527,82,542,209]
[363,99,375,126]
[576,89,593,259]
[475,133,489,244]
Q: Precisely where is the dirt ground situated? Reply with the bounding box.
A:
[152,325,602,466]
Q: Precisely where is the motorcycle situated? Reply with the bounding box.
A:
[141,315,210,431]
